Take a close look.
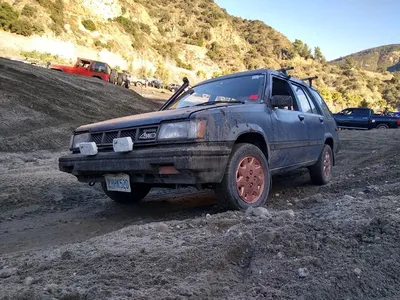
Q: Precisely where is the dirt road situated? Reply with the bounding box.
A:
[0,130,399,300]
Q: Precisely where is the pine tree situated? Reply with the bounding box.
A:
[314,47,326,63]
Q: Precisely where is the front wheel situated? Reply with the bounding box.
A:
[215,143,270,211]
[308,144,333,185]
[101,182,151,204]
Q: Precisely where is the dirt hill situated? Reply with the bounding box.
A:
[330,44,400,73]
[0,57,160,152]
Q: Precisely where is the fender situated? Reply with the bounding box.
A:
[229,123,271,162]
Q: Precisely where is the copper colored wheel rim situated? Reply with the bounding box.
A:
[235,156,265,203]
[323,151,331,177]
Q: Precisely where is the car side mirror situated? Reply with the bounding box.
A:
[271,95,293,108]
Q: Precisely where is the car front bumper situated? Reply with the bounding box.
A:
[59,142,232,185]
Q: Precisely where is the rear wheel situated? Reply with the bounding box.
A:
[136,82,143,87]
[215,143,270,211]
[309,144,333,185]
[117,73,123,86]
[376,124,389,129]
[101,182,151,204]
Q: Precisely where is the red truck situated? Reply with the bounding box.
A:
[50,58,112,82]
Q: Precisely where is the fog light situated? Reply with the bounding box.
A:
[159,165,180,175]
[79,142,98,156]
[113,137,133,152]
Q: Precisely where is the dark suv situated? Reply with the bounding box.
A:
[59,68,339,210]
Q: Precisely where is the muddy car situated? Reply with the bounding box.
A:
[59,68,339,210]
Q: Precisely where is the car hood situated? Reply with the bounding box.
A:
[75,106,222,133]
[50,64,74,72]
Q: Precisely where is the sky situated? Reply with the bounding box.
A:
[214,0,400,61]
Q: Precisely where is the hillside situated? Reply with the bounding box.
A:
[330,44,400,73]
[0,0,399,110]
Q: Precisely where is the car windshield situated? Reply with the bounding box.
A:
[164,74,264,110]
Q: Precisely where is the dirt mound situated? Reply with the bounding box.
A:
[0,58,161,152]
[0,130,400,299]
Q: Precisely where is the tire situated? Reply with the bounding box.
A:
[376,124,389,129]
[124,79,130,89]
[215,143,271,211]
[109,69,118,84]
[101,182,151,204]
[136,82,142,87]
[117,73,123,86]
[309,144,333,185]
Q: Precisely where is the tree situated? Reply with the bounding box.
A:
[314,47,326,63]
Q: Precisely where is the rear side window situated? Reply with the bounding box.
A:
[311,90,333,118]
[92,62,107,73]
[291,83,315,114]
[352,109,369,116]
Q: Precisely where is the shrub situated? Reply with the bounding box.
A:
[0,2,19,30]
[82,19,96,31]
[21,4,37,17]
[139,22,151,34]
[114,16,138,37]
[196,70,206,78]
[36,0,65,34]
[9,19,33,36]
[176,58,193,70]
[121,6,126,14]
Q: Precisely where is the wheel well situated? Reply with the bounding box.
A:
[51,68,63,72]
[92,76,102,80]
[235,133,269,161]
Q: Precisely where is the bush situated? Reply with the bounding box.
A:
[36,0,65,34]
[176,58,193,70]
[114,16,139,37]
[9,19,33,36]
[139,22,151,34]
[21,4,37,17]
[82,19,96,31]
[0,2,19,30]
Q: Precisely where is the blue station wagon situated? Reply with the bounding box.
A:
[59,68,339,210]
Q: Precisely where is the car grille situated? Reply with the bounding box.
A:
[89,126,158,147]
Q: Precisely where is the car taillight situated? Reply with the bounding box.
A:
[397,119,400,126]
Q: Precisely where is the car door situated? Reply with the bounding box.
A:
[350,109,370,128]
[334,108,353,128]
[268,76,310,170]
[289,82,325,162]
[76,59,91,76]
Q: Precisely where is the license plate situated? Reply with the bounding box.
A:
[104,174,131,192]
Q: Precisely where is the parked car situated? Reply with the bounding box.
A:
[50,58,112,82]
[167,83,181,92]
[333,108,400,130]
[131,78,147,87]
[59,68,339,211]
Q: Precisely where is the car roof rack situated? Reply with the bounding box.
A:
[301,76,318,87]
[276,66,294,77]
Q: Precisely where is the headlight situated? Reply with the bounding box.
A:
[158,120,206,140]
[71,132,91,148]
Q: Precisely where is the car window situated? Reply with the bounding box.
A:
[352,109,369,116]
[290,83,314,114]
[310,90,333,118]
[271,77,300,111]
[165,74,264,110]
[92,62,107,73]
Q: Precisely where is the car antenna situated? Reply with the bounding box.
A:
[276,66,294,77]
[301,76,318,87]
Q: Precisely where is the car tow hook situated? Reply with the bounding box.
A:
[89,182,96,187]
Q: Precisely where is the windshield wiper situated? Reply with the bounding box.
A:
[193,100,245,107]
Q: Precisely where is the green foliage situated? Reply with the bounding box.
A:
[21,4,37,17]
[9,19,33,36]
[176,58,193,70]
[314,47,326,63]
[292,39,312,59]
[153,42,178,59]
[196,69,206,78]
[82,19,96,31]
[114,16,139,37]
[154,62,169,82]
[36,0,65,35]
[139,22,151,34]
[0,2,19,30]
[121,6,126,14]
[21,50,60,63]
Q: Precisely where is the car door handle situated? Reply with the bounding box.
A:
[298,115,305,121]
[319,117,324,123]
